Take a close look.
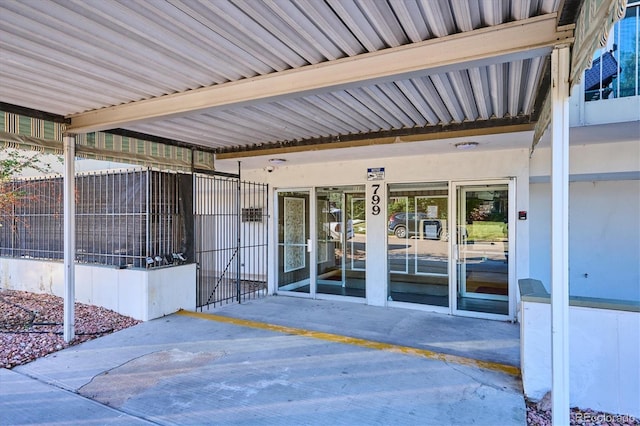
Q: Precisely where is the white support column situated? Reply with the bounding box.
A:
[63,135,76,343]
[550,46,570,425]
[365,181,387,306]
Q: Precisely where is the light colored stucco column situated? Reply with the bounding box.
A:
[63,134,76,343]
[365,180,387,306]
[550,45,570,425]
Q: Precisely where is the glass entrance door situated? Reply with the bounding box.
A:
[277,190,310,294]
[453,182,511,316]
[316,186,366,298]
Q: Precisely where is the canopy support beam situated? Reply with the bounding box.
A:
[66,13,572,134]
[550,45,570,425]
[63,134,76,343]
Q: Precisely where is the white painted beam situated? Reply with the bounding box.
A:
[550,46,570,426]
[67,14,573,133]
[63,135,76,343]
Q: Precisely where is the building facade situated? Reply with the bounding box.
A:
[0,0,637,420]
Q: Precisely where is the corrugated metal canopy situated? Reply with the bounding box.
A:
[0,0,577,159]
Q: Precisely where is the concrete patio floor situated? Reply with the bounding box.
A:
[2,296,524,426]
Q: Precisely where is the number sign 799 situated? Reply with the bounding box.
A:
[371,184,381,216]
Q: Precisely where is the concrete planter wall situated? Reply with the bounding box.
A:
[0,258,196,321]
[519,280,640,418]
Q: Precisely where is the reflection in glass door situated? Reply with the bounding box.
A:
[277,191,310,293]
[387,182,449,307]
[454,183,511,316]
[316,186,366,298]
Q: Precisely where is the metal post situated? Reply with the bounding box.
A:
[146,168,151,261]
[236,161,241,302]
[63,135,76,343]
[265,183,269,298]
[550,45,570,425]
[341,192,346,287]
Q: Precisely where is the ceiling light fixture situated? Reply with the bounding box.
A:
[268,158,287,164]
[454,141,479,150]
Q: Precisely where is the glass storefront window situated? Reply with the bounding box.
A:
[387,182,449,307]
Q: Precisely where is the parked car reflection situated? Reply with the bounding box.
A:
[388,212,444,240]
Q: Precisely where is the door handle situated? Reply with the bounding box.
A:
[307,239,312,252]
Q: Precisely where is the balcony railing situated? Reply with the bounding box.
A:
[585,2,639,101]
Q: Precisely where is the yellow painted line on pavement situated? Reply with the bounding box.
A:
[177,309,520,377]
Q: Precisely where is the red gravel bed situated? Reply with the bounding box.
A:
[526,398,639,426]
[1,289,140,369]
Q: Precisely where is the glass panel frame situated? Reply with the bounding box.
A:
[388,196,409,274]
[387,182,449,308]
[276,190,311,294]
[451,180,514,319]
[414,195,449,277]
[348,195,366,272]
[315,186,366,299]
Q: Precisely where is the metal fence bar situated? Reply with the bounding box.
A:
[193,173,268,309]
[236,164,241,302]
[0,169,189,269]
[1,169,267,307]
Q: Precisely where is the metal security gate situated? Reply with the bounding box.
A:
[194,173,268,309]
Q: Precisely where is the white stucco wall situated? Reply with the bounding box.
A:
[530,140,640,177]
[521,300,640,418]
[529,141,640,302]
[244,147,531,187]
[0,258,195,321]
[145,265,196,320]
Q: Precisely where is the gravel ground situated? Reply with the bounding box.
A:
[1,290,637,426]
[526,397,639,426]
[0,289,140,369]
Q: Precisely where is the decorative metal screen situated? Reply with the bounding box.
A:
[0,177,64,260]
[1,168,269,307]
[0,168,190,268]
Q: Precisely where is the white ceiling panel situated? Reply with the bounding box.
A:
[447,70,480,121]
[394,80,441,124]
[409,77,453,124]
[468,67,492,120]
[378,83,428,127]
